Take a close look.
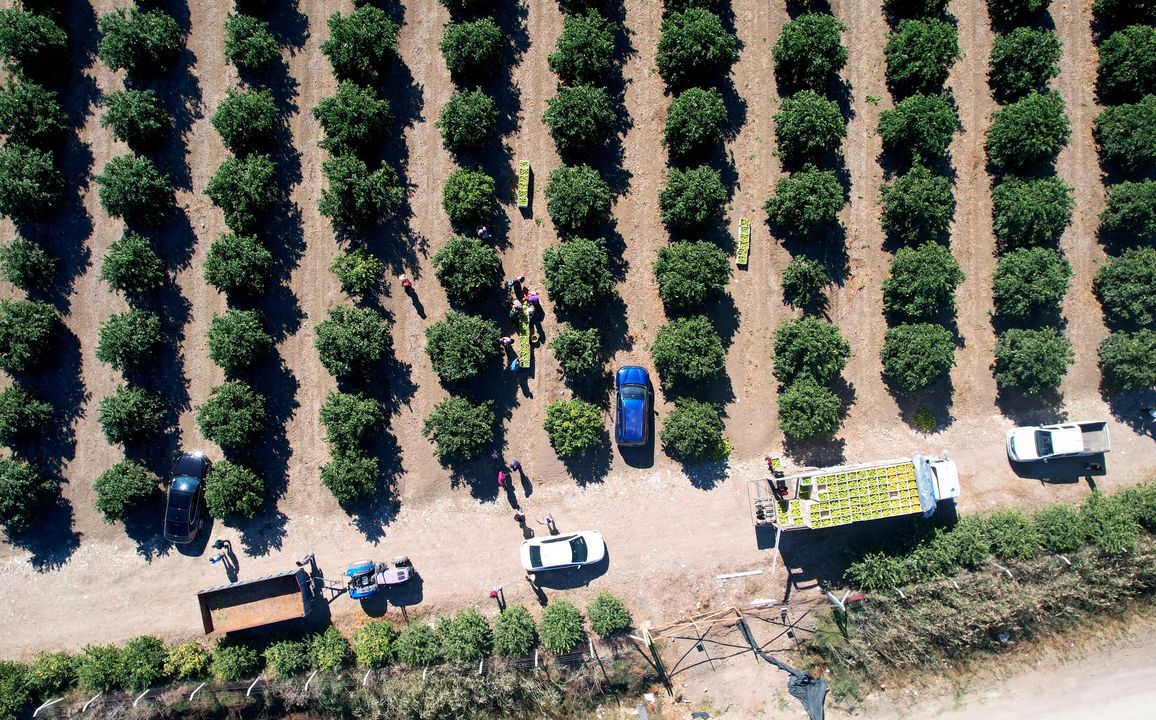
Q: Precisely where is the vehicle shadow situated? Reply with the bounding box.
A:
[1008,454,1107,484]
[618,429,655,469]
[531,552,610,591]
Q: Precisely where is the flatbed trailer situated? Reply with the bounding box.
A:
[748,455,960,530]
[196,568,315,635]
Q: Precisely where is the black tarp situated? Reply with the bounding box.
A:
[737,619,828,720]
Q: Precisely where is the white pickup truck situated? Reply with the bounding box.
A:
[1006,421,1111,462]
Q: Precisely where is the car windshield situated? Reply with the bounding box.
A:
[1035,431,1054,457]
[569,536,588,563]
[529,545,543,568]
[620,385,645,401]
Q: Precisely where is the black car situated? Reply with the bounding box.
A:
[164,452,211,544]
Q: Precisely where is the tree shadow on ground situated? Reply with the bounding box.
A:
[683,459,729,490]
[120,495,173,560]
[1101,381,1155,437]
[562,440,613,486]
[996,387,1068,426]
[347,433,404,544]
[28,327,87,473]
[891,374,957,434]
[262,0,309,51]
[783,435,848,469]
[4,493,81,572]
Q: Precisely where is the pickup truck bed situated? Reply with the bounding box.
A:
[1080,422,1110,453]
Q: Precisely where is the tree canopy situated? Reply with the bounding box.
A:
[764,166,845,237]
[773,90,846,165]
[655,8,737,89]
[773,14,847,93]
[653,240,730,312]
[542,238,615,309]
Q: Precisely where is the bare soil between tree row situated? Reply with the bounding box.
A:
[1,3,1154,716]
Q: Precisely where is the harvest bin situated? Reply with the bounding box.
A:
[196,568,315,634]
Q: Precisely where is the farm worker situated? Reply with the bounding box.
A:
[506,275,525,288]
[509,299,522,317]
[209,553,226,565]
[491,450,501,463]
[510,358,521,371]
[499,336,514,348]
[527,291,539,305]
[498,470,508,487]
[537,515,554,530]
[1143,407,1156,421]
[477,225,491,240]
[398,274,412,289]
[514,511,526,523]
[509,459,521,472]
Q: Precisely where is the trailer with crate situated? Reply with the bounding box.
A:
[748,455,960,530]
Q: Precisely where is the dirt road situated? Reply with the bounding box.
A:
[0,0,1154,661]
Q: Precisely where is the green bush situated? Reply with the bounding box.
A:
[433,235,503,304]
[422,396,494,460]
[882,0,949,18]
[989,28,1061,101]
[542,238,615,309]
[1033,504,1085,553]
[97,386,164,445]
[654,240,730,312]
[26,651,76,698]
[773,14,847,93]
[880,323,955,393]
[330,247,385,297]
[779,376,842,439]
[424,312,499,382]
[549,9,617,86]
[315,305,392,379]
[309,627,351,672]
[320,450,378,504]
[437,89,497,154]
[877,93,958,165]
[204,460,264,519]
[96,310,163,370]
[206,154,279,233]
[196,381,266,449]
[655,8,737,89]
[120,636,168,691]
[442,168,495,227]
[208,309,272,374]
[354,621,398,669]
[1101,180,1156,241]
[587,592,632,637]
[0,386,51,447]
[263,640,308,679]
[0,7,66,72]
[0,143,63,224]
[544,398,605,456]
[204,233,272,297]
[1099,329,1156,390]
[845,551,908,591]
[97,7,182,74]
[76,645,124,692]
[985,509,1042,561]
[539,600,586,653]
[224,13,280,72]
[772,316,851,384]
[101,89,171,149]
[661,398,725,461]
[95,462,159,524]
[0,457,53,533]
[986,91,1070,171]
[0,78,66,146]
[440,17,502,80]
[0,237,56,292]
[550,326,601,380]
[1121,482,1156,531]
[321,5,399,83]
[321,391,384,454]
[652,316,725,389]
[543,85,616,158]
[781,257,829,309]
[1081,491,1139,555]
[164,643,210,681]
[991,176,1073,250]
[880,165,953,245]
[493,605,537,657]
[320,154,404,231]
[884,19,958,97]
[659,165,727,231]
[1093,95,1156,175]
[438,0,496,15]
[101,232,164,298]
[313,81,392,155]
[212,88,278,156]
[773,90,846,165]
[993,247,1071,321]
[395,623,441,667]
[1093,0,1156,27]
[664,87,728,159]
[0,299,57,374]
[439,608,492,663]
[987,0,1050,25]
[210,642,261,682]
[1093,246,1156,327]
[882,241,964,320]
[544,164,611,234]
[993,327,1074,394]
[764,166,844,236]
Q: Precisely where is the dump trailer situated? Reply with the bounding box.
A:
[748,455,961,530]
[196,568,316,634]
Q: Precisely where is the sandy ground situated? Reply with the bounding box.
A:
[0,0,1153,694]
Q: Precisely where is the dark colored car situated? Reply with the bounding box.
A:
[164,452,211,544]
[615,365,652,447]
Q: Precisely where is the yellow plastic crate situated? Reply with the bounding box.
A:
[736,217,751,266]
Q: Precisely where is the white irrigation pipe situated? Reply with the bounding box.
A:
[304,671,317,693]
[716,569,763,581]
[189,682,207,701]
[477,658,484,675]
[32,697,63,717]
[246,676,262,697]
[82,693,102,712]
[133,689,150,707]
[362,669,373,687]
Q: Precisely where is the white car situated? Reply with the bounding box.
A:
[520,530,605,572]
[1006,421,1111,462]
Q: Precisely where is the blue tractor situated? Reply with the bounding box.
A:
[345,556,415,600]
